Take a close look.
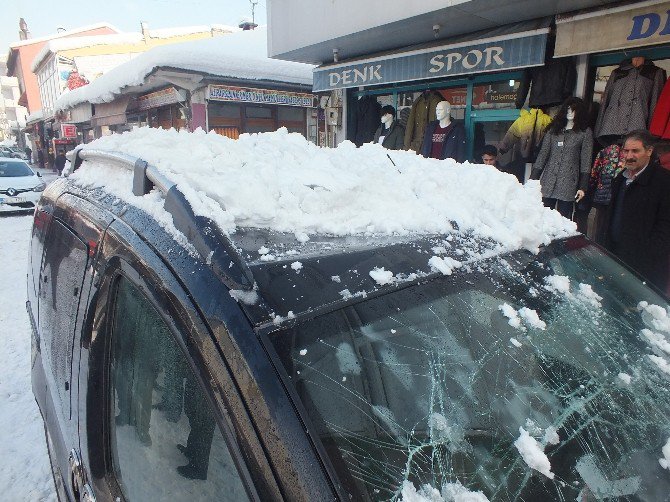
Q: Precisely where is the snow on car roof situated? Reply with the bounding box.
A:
[54,27,314,112]
[71,126,576,257]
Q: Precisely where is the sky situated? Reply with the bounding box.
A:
[1,0,267,55]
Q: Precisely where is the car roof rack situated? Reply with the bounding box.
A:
[69,147,256,291]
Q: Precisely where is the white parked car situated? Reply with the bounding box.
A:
[0,157,45,213]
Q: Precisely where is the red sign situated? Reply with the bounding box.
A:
[61,124,77,138]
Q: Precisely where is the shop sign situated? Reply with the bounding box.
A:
[137,87,185,111]
[556,1,670,57]
[207,85,316,107]
[60,124,77,138]
[313,32,548,92]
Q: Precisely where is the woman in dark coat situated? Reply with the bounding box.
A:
[531,97,593,219]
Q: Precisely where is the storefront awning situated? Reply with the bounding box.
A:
[312,19,551,92]
[90,96,129,128]
[555,1,670,57]
[70,103,93,124]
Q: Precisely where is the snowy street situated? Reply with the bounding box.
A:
[0,212,56,501]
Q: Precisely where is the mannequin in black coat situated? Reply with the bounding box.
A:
[350,95,381,146]
[373,105,405,150]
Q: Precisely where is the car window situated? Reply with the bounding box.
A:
[109,276,250,501]
[0,160,33,177]
[269,238,670,501]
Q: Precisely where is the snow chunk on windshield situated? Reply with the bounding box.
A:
[429,256,461,276]
[369,267,395,286]
[499,304,546,331]
[544,275,571,294]
[228,289,258,305]
[660,438,670,470]
[518,307,547,330]
[638,301,670,333]
[514,427,554,479]
[73,127,576,253]
[399,480,489,502]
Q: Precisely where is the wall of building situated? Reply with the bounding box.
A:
[11,26,117,114]
[267,0,470,60]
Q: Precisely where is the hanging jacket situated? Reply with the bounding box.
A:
[588,144,624,206]
[515,58,577,109]
[373,120,405,150]
[350,96,381,147]
[595,59,666,139]
[420,120,466,162]
[404,91,443,152]
[531,127,593,202]
[498,108,552,162]
[649,79,670,139]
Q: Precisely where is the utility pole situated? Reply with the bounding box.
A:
[250,0,259,26]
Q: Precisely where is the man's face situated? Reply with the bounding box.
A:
[482,154,497,165]
[622,139,653,172]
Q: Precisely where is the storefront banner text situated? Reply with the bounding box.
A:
[137,87,185,111]
[313,32,547,92]
[556,2,670,57]
[208,85,316,107]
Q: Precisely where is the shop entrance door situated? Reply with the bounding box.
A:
[468,110,519,165]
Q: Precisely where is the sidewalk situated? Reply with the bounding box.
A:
[29,163,60,184]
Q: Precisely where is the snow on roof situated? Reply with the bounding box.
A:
[9,22,120,48]
[71,127,576,255]
[31,33,145,71]
[25,109,43,124]
[31,25,240,72]
[148,24,238,38]
[54,27,313,112]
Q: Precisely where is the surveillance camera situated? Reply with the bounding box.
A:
[433,24,441,37]
[332,48,339,62]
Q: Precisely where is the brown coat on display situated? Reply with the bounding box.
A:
[404,91,443,152]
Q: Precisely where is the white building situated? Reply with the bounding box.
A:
[0,55,28,143]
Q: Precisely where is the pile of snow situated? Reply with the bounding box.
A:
[399,480,489,502]
[514,427,555,479]
[71,127,576,255]
[544,275,603,308]
[499,304,546,331]
[54,27,313,111]
[638,302,670,376]
[660,438,670,470]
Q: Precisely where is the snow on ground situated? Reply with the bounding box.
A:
[70,127,576,258]
[0,214,56,501]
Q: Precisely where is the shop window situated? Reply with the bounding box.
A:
[436,88,466,120]
[245,106,273,119]
[277,107,305,121]
[472,80,521,110]
[245,123,275,134]
[209,103,241,119]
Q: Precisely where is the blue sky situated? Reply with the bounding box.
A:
[2,0,267,55]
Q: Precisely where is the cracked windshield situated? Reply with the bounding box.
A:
[271,238,670,501]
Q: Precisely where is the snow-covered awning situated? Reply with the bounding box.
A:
[54,27,314,113]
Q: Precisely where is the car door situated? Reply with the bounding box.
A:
[36,193,113,500]
[75,218,267,502]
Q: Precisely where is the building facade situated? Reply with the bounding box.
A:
[0,55,27,143]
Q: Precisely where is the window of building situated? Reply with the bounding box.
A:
[109,276,250,501]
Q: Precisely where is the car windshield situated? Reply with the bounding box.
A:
[269,236,670,501]
[0,161,33,177]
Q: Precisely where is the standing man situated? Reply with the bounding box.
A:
[54,150,66,175]
[605,130,670,292]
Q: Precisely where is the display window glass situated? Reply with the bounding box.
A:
[472,79,523,110]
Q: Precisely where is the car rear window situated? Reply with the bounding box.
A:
[269,237,670,501]
[0,161,33,177]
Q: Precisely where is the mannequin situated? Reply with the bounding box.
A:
[373,105,405,150]
[420,101,465,162]
[531,97,593,220]
[595,57,666,142]
[404,90,443,151]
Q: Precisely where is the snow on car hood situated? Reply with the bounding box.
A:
[71,126,576,254]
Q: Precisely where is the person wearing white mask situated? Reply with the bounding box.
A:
[420,101,466,162]
[531,97,593,219]
[373,105,405,150]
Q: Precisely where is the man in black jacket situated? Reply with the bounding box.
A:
[605,130,670,292]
